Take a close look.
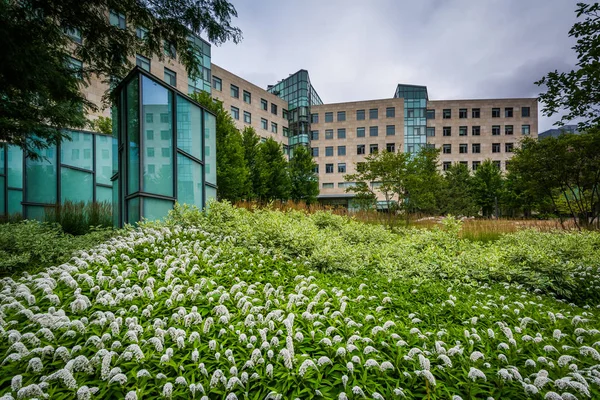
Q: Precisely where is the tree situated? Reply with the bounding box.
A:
[404,147,443,215]
[536,2,600,128]
[1,0,241,158]
[257,138,291,201]
[441,163,479,217]
[472,160,504,218]
[289,146,319,204]
[241,126,267,200]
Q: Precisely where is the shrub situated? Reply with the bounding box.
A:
[44,201,112,235]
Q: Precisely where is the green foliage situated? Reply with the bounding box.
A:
[289,145,319,204]
[258,138,291,201]
[241,126,265,199]
[92,117,113,135]
[441,163,479,216]
[472,160,503,218]
[44,201,113,235]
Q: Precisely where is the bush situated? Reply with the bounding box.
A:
[44,201,112,235]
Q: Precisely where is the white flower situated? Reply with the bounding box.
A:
[419,354,430,370]
[352,386,366,398]
[415,370,436,387]
[317,356,332,367]
[468,367,486,382]
[125,391,138,400]
[163,382,173,398]
[11,375,22,392]
[299,359,317,377]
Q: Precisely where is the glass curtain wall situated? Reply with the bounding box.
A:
[187,35,212,95]
[394,84,428,155]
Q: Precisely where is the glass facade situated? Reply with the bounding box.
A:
[187,35,212,95]
[394,84,428,155]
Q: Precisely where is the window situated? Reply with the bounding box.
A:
[261,99,268,111]
[135,27,148,40]
[230,84,239,98]
[459,108,468,118]
[426,109,436,119]
[271,103,278,115]
[325,129,334,140]
[160,130,169,140]
[443,127,452,137]
[522,124,530,135]
[283,109,289,119]
[472,126,481,136]
[325,147,333,157]
[243,111,251,124]
[212,76,222,91]
[311,113,319,123]
[459,144,468,154]
[323,182,334,188]
[369,109,378,119]
[66,27,82,44]
[505,125,514,135]
[492,108,500,118]
[357,144,366,155]
[311,147,319,157]
[230,106,239,120]
[472,108,480,118]
[426,127,435,137]
[338,146,346,156]
[369,144,379,154]
[492,125,501,136]
[493,160,501,169]
[261,118,268,130]
[326,164,334,174]
[443,144,452,154]
[443,109,451,119]
[472,161,481,171]
[310,130,319,140]
[459,126,467,136]
[109,10,126,29]
[492,143,501,153]
[357,127,365,137]
[386,125,396,136]
[472,143,481,154]
[522,107,531,117]
[160,113,169,123]
[338,163,346,173]
[243,90,251,104]
[146,147,155,158]
[271,122,278,133]
[386,107,395,118]
[337,129,346,139]
[443,162,451,171]
[386,143,395,153]
[163,41,176,58]
[135,54,150,72]
[313,165,319,174]
[283,127,289,138]
[161,147,170,158]
[505,107,513,118]
[325,112,333,122]
[164,68,176,87]
[356,110,365,120]
[337,111,346,122]
[369,126,378,137]
[146,129,154,139]
[505,143,514,153]
[68,57,83,79]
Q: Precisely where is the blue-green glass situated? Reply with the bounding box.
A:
[8,189,22,216]
[127,75,140,194]
[26,146,57,204]
[205,186,216,206]
[142,76,173,196]
[176,95,202,159]
[204,111,217,185]
[0,145,5,175]
[61,168,93,203]
[96,134,113,185]
[127,197,140,224]
[7,145,23,188]
[177,154,203,207]
[112,179,119,227]
[61,131,93,170]
[97,186,112,203]
[0,176,4,215]
[25,205,46,221]
[143,197,173,221]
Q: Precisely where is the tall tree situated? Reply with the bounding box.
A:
[258,138,291,201]
[472,160,504,218]
[241,126,267,200]
[1,0,241,158]
[442,163,479,217]
[536,2,600,128]
[404,147,443,215]
[289,146,319,204]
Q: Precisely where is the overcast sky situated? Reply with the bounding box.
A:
[211,0,581,132]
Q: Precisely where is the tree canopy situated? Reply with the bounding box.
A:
[289,146,319,205]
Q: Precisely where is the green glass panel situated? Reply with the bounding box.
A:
[96,134,113,185]
[26,146,57,204]
[205,186,216,206]
[8,189,22,216]
[25,205,46,221]
[0,145,5,175]
[204,111,216,185]
[61,168,93,203]
[143,197,173,221]
[96,185,112,204]
[112,179,119,227]
[142,76,173,196]
[127,75,140,194]
[0,176,4,215]
[177,154,203,208]
[61,131,93,170]
[127,197,140,224]
[7,145,23,188]
[176,95,202,159]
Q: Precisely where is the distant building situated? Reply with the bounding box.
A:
[538,124,579,140]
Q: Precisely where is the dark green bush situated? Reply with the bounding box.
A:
[44,201,112,235]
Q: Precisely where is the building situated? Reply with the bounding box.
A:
[538,124,579,139]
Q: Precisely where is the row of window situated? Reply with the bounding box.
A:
[432,124,531,137]
[110,10,178,58]
[441,143,514,154]
[442,160,505,172]
[311,107,396,124]
[212,77,289,119]
[311,125,396,140]
[312,143,396,158]
[134,55,178,87]
[429,107,531,120]
[321,182,357,189]
[229,107,290,136]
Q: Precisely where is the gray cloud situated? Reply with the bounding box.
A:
[212,0,581,131]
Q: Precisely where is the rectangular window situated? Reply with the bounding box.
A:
[337,111,346,121]
[261,118,268,130]
[135,54,150,72]
[356,110,365,120]
[426,127,435,137]
[459,108,468,118]
[472,126,481,136]
[338,146,346,156]
[136,27,148,40]
[325,129,334,140]
[338,163,346,173]
[493,160,501,169]
[522,107,531,117]
[261,99,268,111]
[325,112,333,122]
[68,57,83,79]
[313,165,319,174]
[146,147,154,158]
[426,109,436,119]
[337,128,346,139]
[443,144,452,154]
[369,144,378,154]
[492,143,501,153]
[109,10,126,29]
[459,126,467,136]
[443,109,451,119]
[522,124,530,135]
[386,107,395,118]
[66,27,82,44]
[161,147,170,158]
[386,143,395,153]
[357,144,365,155]
[472,161,481,171]
[459,143,468,154]
[357,127,365,137]
[311,130,319,140]
[283,109,289,119]
[472,143,481,154]
[271,103,278,115]
[492,108,500,118]
[164,68,176,87]
[243,111,251,124]
[325,147,333,157]
[325,164,334,174]
[146,129,154,139]
[230,84,239,98]
[283,127,289,138]
[231,106,239,120]
[212,76,222,91]
[271,122,278,133]
[243,90,251,104]
[322,182,333,189]
[160,113,169,123]
[369,109,379,119]
[492,125,501,136]
[505,125,514,135]
[443,162,451,171]
[505,107,513,118]
[160,130,169,140]
[369,126,379,137]
[443,127,452,137]
[505,142,514,153]
[311,113,319,123]
[311,147,319,157]
[472,108,480,118]
[386,125,395,136]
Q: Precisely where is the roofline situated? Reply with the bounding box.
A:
[312,97,403,107]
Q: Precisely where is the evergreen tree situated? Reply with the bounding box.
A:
[472,160,504,218]
[289,146,319,204]
[241,126,267,200]
[442,163,478,216]
[258,138,291,201]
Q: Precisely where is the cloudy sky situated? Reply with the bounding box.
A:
[211,0,580,132]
